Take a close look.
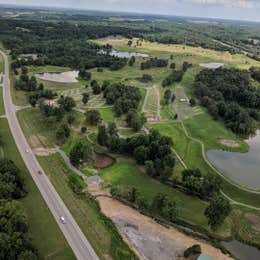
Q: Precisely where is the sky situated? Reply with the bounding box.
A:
[1,0,260,22]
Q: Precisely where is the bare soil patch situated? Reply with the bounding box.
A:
[93,152,115,168]
[245,213,260,232]
[29,134,49,148]
[34,148,58,157]
[220,139,240,148]
[95,193,232,260]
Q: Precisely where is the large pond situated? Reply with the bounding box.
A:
[199,62,224,69]
[207,131,260,189]
[99,49,149,58]
[36,70,79,83]
[222,240,260,260]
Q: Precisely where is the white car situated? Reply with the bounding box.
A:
[60,216,66,224]
[26,149,30,153]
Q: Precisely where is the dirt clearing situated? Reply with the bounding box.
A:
[92,152,115,168]
[96,195,232,260]
[220,139,240,148]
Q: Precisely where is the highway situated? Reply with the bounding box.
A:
[0,50,99,260]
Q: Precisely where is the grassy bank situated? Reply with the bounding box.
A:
[0,88,4,115]
[38,153,137,260]
[0,119,75,260]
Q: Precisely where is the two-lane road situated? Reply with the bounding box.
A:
[0,50,99,260]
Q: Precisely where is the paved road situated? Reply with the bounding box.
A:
[0,50,99,260]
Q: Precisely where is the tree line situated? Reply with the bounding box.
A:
[0,160,38,259]
[194,68,260,135]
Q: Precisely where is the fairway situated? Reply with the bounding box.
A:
[0,119,75,260]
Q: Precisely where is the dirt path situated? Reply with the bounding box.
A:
[173,85,194,121]
[95,194,232,260]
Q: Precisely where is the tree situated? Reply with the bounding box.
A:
[205,195,231,230]
[79,69,91,80]
[86,110,101,125]
[82,93,89,105]
[184,245,202,258]
[69,142,91,166]
[145,161,156,177]
[58,96,76,112]
[128,56,135,66]
[190,98,196,107]
[97,125,108,146]
[67,114,75,125]
[170,62,176,69]
[164,89,172,104]
[134,146,148,165]
[56,124,70,143]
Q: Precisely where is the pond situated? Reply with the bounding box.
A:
[36,70,79,83]
[99,49,149,58]
[222,240,260,260]
[199,62,224,69]
[207,131,260,189]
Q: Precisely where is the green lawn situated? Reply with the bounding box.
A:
[17,108,85,149]
[0,54,3,74]
[38,153,137,260]
[0,88,4,115]
[184,113,248,152]
[100,160,231,238]
[0,119,75,260]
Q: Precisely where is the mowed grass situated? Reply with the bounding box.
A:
[184,113,248,152]
[17,108,85,149]
[38,153,137,260]
[0,119,75,260]
[0,88,4,115]
[100,161,231,237]
[17,108,58,148]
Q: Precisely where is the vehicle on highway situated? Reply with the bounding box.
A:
[38,170,42,175]
[60,216,66,224]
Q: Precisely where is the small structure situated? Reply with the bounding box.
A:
[44,99,58,107]
[146,113,155,122]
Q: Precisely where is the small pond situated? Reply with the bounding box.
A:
[199,62,224,69]
[207,131,260,189]
[222,240,260,260]
[36,70,79,83]
[99,49,149,58]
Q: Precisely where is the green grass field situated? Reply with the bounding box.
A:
[0,88,4,115]
[38,153,137,260]
[0,54,3,74]
[99,160,231,237]
[0,119,75,260]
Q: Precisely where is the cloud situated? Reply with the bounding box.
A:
[189,0,256,9]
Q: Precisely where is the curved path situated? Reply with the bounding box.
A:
[0,50,99,260]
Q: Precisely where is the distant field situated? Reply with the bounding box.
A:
[0,119,75,260]
[96,37,260,69]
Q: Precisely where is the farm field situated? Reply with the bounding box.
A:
[0,119,75,260]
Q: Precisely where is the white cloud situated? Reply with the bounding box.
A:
[190,0,256,9]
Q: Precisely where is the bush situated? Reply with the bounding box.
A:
[183,244,202,258]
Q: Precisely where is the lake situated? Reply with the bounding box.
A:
[36,70,79,83]
[99,49,149,58]
[199,62,224,69]
[222,240,260,260]
[207,131,260,189]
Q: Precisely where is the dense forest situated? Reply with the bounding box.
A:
[0,160,37,259]
[194,68,260,135]
[0,19,156,70]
